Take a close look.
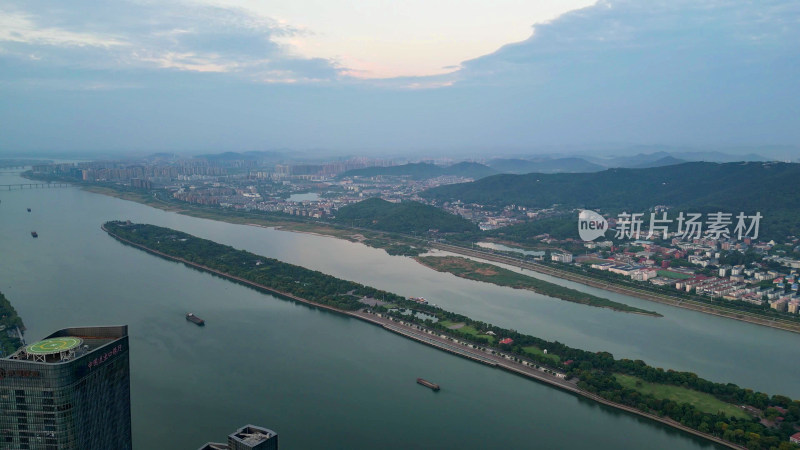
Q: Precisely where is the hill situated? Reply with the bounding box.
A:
[340,162,497,180]
[334,198,478,234]
[421,161,800,239]
[632,156,686,169]
[487,157,604,174]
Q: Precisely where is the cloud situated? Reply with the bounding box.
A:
[0,0,797,152]
[0,9,126,49]
[450,0,800,86]
[0,0,342,83]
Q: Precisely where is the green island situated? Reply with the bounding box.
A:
[103,221,800,450]
[416,255,660,316]
[0,291,25,357]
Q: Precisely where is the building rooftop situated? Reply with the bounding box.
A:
[5,326,126,364]
[9,336,116,363]
[230,425,277,446]
[197,424,278,450]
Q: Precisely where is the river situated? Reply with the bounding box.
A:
[1,169,791,449]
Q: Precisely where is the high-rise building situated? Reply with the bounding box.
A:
[198,424,279,450]
[0,325,132,450]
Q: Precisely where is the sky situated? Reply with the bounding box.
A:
[0,0,798,156]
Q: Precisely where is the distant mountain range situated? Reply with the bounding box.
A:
[195,151,285,162]
[340,162,497,180]
[630,156,687,168]
[584,151,770,168]
[421,161,800,239]
[485,157,605,174]
[338,151,773,180]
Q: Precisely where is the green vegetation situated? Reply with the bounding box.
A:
[416,256,660,316]
[422,161,800,240]
[103,221,800,449]
[614,374,748,419]
[362,237,427,257]
[484,215,579,241]
[334,198,478,234]
[340,162,497,180]
[103,221,409,311]
[0,291,25,357]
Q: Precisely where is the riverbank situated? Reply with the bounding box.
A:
[78,182,800,333]
[431,242,800,334]
[0,291,25,356]
[82,185,427,255]
[415,255,661,316]
[102,222,757,450]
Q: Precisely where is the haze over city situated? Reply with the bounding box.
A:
[1,0,798,156]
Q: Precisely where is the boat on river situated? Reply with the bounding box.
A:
[416,378,440,391]
[186,313,205,326]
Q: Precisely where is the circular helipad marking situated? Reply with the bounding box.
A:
[26,337,83,355]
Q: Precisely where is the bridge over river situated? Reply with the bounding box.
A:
[0,182,73,190]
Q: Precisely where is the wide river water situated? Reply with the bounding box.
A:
[1,169,796,449]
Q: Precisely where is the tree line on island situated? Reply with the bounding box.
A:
[103,221,800,450]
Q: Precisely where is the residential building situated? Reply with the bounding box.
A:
[770,299,789,312]
[550,252,573,263]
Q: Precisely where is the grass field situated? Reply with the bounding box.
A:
[614,374,748,419]
[522,345,561,363]
[657,270,692,280]
[440,321,496,343]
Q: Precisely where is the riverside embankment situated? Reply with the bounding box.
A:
[102,224,744,450]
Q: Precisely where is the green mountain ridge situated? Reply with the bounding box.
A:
[422,161,800,239]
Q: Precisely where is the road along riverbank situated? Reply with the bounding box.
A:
[102,223,747,450]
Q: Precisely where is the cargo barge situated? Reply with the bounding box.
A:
[416,378,440,391]
[186,313,205,326]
